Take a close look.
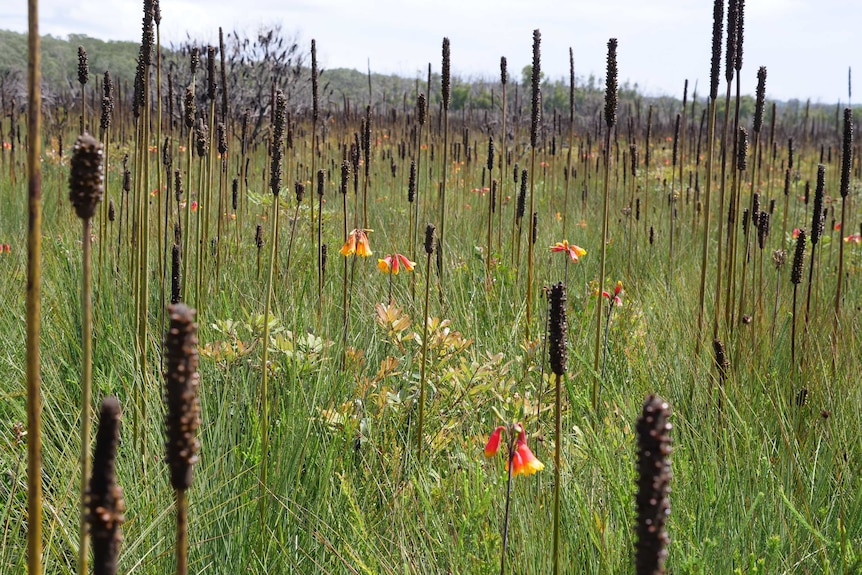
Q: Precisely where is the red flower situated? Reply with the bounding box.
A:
[484,426,505,458]
[600,281,623,306]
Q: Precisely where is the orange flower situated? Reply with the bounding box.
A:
[3,244,9,253]
[484,426,505,458]
[191,201,199,212]
[506,424,544,477]
[550,240,587,263]
[844,233,862,244]
[377,253,416,274]
[340,229,372,257]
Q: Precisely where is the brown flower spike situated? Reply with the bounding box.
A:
[69,133,104,220]
[164,303,202,491]
[88,397,125,575]
[635,395,673,575]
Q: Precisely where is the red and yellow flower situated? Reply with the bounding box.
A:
[484,423,544,477]
[507,424,544,476]
[550,240,587,263]
[377,253,416,274]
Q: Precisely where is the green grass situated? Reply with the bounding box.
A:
[2,86,862,575]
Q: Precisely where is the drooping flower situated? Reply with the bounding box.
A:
[484,426,505,458]
[844,233,862,244]
[191,201,199,212]
[507,424,544,477]
[550,240,587,263]
[340,229,372,257]
[377,253,416,275]
[602,280,623,306]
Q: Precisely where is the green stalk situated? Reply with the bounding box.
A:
[175,488,188,575]
[592,126,612,410]
[695,96,718,358]
[258,184,279,524]
[552,372,562,575]
[26,0,43,569]
[499,435,515,575]
[417,247,433,463]
[78,217,94,575]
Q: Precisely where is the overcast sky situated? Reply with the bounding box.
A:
[3,0,860,102]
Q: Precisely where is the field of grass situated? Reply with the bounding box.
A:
[3,3,862,574]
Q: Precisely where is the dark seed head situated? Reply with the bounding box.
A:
[724,0,738,83]
[530,30,542,147]
[164,303,201,492]
[170,245,182,304]
[408,160,416,203]
[517,169,528,219]
[500,56,508,85]
[183,87,195,130]
[217,122,227,155]
[736,127,748,171]
[311,39,319,123]
[442,38,451,111]
[635,395,672,575]
[78,46,89,86]
[709,0,724,100]
[88,397,125,575]
[790,229,806,285]
[811,165,825,245]
[194,118,208,158]
[604,38,618,129]
[548,282,567,376]
[206,45,217,101]
[713,338,729,381]
[424,223,436,255]
[753,66,767,134]
[69,133,104,220]
[840,107,853,198]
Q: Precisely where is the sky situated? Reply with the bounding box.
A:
[2,0,860,103]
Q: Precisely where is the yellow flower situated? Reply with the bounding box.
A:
[341,229,372,257]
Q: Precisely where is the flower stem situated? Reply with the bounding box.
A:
[500,441,515,575]
[417,250,433,463]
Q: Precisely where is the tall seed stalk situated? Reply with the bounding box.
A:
[418,224,436,463]
[790,229,806,366]
[563,49,574,239]
[69,133,104,575]
[340,163,351,368]
[164,303,201,575]
[498,57,508,251]
[258,90,285,524]
[592,38,617,411]
[548,283,567,575]
[832,108,852,368]
[525,30,542,340]
[438,38,451,289]
[712,0,738,342]
[695,0,724,358]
